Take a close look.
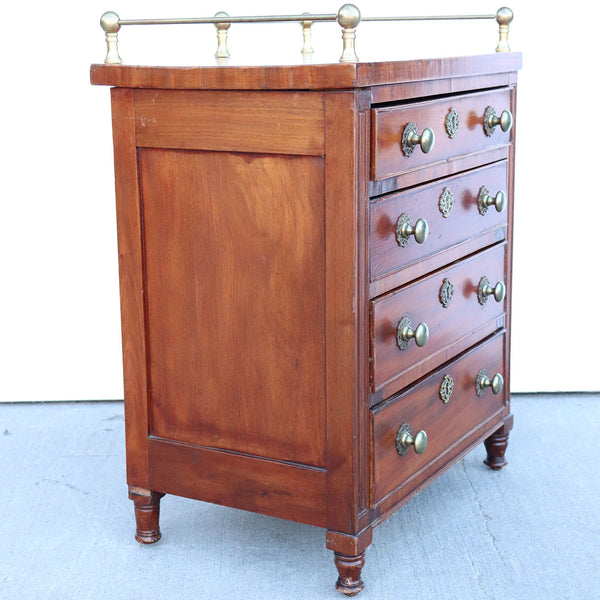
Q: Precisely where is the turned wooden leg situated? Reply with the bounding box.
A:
[484,419,512,471]
[334,552,366,596]
[326,528,372,596]
[129,487,165,544]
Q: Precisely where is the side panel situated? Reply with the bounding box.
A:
[148,438,327,527]
[140,148,327,468]
[134,90,325,156]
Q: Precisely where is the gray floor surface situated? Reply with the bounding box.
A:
[1,394,599,600]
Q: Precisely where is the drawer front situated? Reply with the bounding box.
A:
[371,243,506,397]
[370,161,508,284]
[372,332,507,503]
[372,88,512,181]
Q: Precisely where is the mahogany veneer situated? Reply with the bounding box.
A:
[91,52,520,595]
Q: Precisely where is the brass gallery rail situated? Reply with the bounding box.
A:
[99,4,513,65]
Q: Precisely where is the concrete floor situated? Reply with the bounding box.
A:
[1,394,598,600]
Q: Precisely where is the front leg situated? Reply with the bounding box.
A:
[334,551,366,596]
[129,487,165,543]
[326,528,373,596]
[484,414,513,471]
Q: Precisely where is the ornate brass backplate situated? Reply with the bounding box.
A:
[476,368,488,396]
[439,187,454,218]
[439,278,454,308]
[395,423,412,456]
[401,122,418,156]
[440,374,454,403]
[483,106,496,137]
[396,316,412,350]
[395,213,411,247]
[478,276,490,305]
[445,107,459,138]
[478,186,490,215]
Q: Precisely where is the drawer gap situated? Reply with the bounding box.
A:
[370,238,507,302]
[369,158,507,201]
[371,329,506,411]
[370,84,511,108]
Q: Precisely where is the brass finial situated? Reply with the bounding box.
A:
[337,4,361,63]
[100,11,122,64]
[495,7,513,52]
[301,13,314,56]
[214,11,231,59]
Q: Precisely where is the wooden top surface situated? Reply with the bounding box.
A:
[90,52,521,90]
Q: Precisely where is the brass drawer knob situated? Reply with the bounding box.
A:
[478,187,506,215]
[396,423,428,456]
[478,276,506,305]
[397,316,429,350]
[396,213,429,247]
[484,106,513,137]
[476,369,504,396]
[402,123,435,156]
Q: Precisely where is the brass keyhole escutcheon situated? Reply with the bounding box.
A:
[439,187,454,218]
[439,278,454,308]
[440,374,454,403]
[445,107,459,138]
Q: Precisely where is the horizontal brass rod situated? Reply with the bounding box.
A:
[362,14,495,21]
[118,14,337,26]
[118,13,496,27]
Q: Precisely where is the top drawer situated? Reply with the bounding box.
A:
[372,88,513,181]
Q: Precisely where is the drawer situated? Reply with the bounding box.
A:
[370,161,507,289]
[371,243,506,398]
[371,332,507,503]
[372,88,513,181]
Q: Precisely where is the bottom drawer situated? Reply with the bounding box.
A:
[371,332,507,504]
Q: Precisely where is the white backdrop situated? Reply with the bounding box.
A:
[1,1,598,401]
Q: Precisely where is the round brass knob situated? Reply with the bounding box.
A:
[396,214,429,247]
[478,187,506,215]
[397,316,429,350]
[497,110,513,132]
[402,123,435,156]
[396,423,428,456]
[484,107,513,136]
[476,370,504,396]
[478,277,506,305]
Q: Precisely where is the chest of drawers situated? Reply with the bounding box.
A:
[92,49,520,595]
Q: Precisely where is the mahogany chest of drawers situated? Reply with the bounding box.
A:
[92,50,521,595]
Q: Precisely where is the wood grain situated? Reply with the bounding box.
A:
[370,161,508,287]
[372,88,512,180]
[368,145,509,198]
[109,88,149,489]
[323,90,371,534]
[363,401,507,528]
[140,148,327,467]
[98,55,522,595]
[148,438,327,527]
[370,72,517,104]
[90,53,522,90]
[134,89,324,156]
[371,332,507,503]
[371,243,507,398]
